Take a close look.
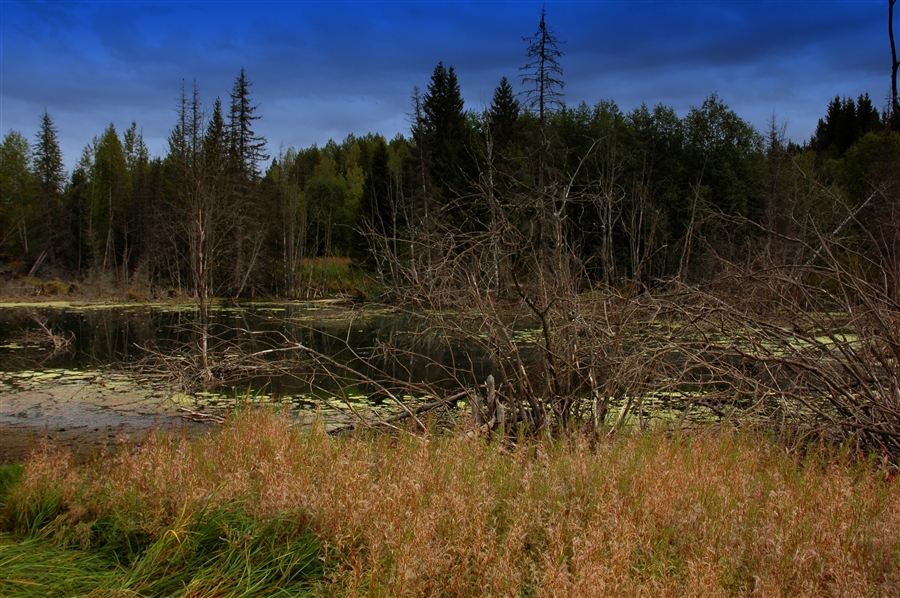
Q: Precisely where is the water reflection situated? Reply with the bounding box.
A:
[0,302,509,412]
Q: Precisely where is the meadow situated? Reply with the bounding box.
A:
[2,411,898,597]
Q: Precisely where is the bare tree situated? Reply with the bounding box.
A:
[520,8,566,283]
[520,6,565,187]
[891,0,899,127]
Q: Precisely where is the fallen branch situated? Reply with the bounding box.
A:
[177,407,226,424]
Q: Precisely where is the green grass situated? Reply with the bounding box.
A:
[0,507,323,597]
[1,456,324,597]
[0,463,25,506]
[300,257,380,296]
[0,534,118,597]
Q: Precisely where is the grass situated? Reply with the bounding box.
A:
[0,451,323,597]
[0,535,117,597]
[0,510,322,597]
[2,413,899,596]
[300,257,380,297]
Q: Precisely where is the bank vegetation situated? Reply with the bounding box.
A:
[2,412,899,597]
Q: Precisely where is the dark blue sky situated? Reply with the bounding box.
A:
[1,1,887,172]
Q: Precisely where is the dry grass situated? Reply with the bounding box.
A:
[5,412,900,597]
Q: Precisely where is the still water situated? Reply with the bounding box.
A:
[0,301,515,418]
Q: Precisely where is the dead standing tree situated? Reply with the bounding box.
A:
[520,8,566,289]
[891,0,900,127]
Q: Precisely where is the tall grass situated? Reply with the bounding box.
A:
[300,257,379,297]
[3,412,899,596]
[1,510,322,597]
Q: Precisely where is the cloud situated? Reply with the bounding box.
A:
[1,0,889,172]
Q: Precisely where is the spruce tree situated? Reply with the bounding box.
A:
[34,110,65,198]
[0,131,35,265]
[33,109,66,267]
[521,7,564,118]
[419,62,470,223]
[855,93,882,137]
[122,121,149,273]
[488,76,521,152]
[90,124,130,271]
[520,8,565,282]
[226,68,268,296]
[203,97,228,180]
[359,135,393,263]
[228,67,268,181]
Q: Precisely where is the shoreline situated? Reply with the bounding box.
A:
[0,370,213,465]
[0,420,211,464]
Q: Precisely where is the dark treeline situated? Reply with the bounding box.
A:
[2,16,897,301]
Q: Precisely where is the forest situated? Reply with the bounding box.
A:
[2,14,896,305]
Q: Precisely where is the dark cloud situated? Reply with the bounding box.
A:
[1,0,888,172]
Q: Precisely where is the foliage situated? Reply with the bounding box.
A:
[0,131,35,268]
[228,67,268,181]
[487,76,522,154]
[31,110,66,269]
[812,93,883,159]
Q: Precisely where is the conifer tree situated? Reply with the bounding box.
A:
[359,135,393,262]
[33,109,66,267]
[488,76,521,153]
[520,8,565,284]
[521,6,564,187]
[122,121,150,275]
[203,97,228,180]
[34,110,65,199]
[90,124,130,272]
[419,62,470,224]
[226,68,268,296]
[813,94,883,158]
[66,146,93,273]
[228,67,268,181]
[0,131,35,265]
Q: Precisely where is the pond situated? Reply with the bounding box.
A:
[1,298,748,462]
[0,301,520,442]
